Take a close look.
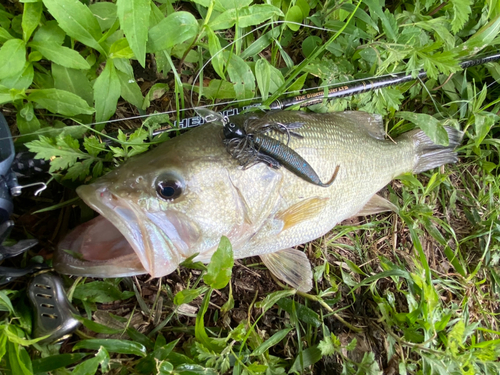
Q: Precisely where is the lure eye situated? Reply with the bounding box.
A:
[155,177,183,201]
[224,123,246,139]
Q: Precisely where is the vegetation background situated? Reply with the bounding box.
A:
[0,0,499,373]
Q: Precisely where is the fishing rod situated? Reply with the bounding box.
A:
[163,52,500,132]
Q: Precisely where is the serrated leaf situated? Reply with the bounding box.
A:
[30,41,90,69]
[65,158,94,181]
[203,236,233,289]
[84,136,106,157]
[94,59,121,123]
[209,4,284,30]
[117,0,150,67]
[42,0,105,55]
[22,2,42,42]
[0,38,26,80]
[449,0,472,33]
[74,339,147,357]
[29,88,94,116]
[147,11,198,52]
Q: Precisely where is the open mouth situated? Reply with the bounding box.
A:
[54,184,181,278]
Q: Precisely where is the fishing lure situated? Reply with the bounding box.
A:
[223,117,340,187]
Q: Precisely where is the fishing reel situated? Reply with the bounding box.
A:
[0,112,80,344]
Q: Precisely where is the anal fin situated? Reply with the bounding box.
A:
[276,197,329,231]
[354,194,398,217]
[260,248,313,292]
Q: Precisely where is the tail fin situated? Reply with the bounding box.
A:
[407,127,463,174]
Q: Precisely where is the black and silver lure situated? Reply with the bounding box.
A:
[223,116,340,187]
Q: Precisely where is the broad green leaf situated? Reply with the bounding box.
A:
[147,11,198,52]
[30,41,90,69]
[174,287,204,306]
[0,291,14,314]
[474,113,495,148]
[206,26,225,78]
[216,0,252,11]
[116,70,143,108]
[29,88,95,116]
[203,236,233,289]
[17,108,40,134]
[93,59,121,123]
[0,27,14,43]
[289,345,322,373]
[42,0,105,55]
[77,316,122,335]
[255,58,270,100]
[276,298,322,327]
[453,14,500,57]
[22,1,42,41]
[89,2,117,32]
[52,64,93,105]
[210,4,284,30]
[0,62,33,90]
[396,112,449,146]
[251,328,292,356]
[6,341,32,375]
[73,280,134,303]
[32,353,88,373]
[32,20,66,44]
[285,5,303,31]
[190,79,236,100]
[302,35,322,58]
[142,82,168,109]
[117,0,150,67]
[109,38,135,59]
[72,347,110,375]
[255,289,296,312]
[0,85,26,105]
[0,38,26,80]
[74,339,147,357]
[224,51,255,99]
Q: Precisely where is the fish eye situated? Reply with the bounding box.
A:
[155,177,184,201]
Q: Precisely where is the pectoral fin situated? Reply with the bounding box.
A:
[260,248,313,292]
[276,197,329,231]
[354,194,398,217]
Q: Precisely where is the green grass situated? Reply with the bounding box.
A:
[1,0,500,374]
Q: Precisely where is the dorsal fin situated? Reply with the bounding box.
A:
[332,111,386,140]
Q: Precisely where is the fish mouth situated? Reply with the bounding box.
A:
[55,184,186,278]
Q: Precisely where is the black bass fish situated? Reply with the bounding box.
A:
[55,111,461,291]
